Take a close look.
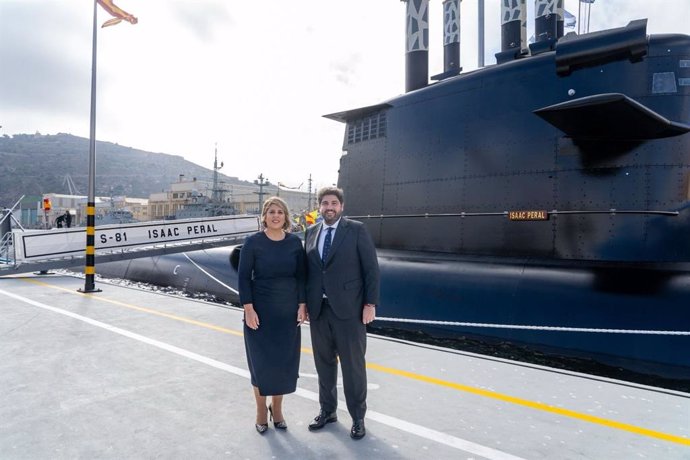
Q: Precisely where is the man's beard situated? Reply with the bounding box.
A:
[322,211,341,225]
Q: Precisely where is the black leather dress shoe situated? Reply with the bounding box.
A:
[308,410,337,431]
[350,419,366,439]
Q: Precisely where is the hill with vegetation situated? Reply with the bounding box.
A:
[0,133,253,208]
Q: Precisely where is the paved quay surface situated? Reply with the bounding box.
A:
[1,273,689,459]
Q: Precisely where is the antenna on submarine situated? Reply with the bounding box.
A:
[478,0,485,67]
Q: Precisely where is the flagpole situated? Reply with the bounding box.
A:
[81,0,102,293]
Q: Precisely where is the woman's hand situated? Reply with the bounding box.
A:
[297,303,308,326]
[244,304,260,330]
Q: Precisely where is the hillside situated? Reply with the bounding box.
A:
[0,133,253,207]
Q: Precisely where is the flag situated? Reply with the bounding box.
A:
[305,210,319,225]
[97,0,138,28]
[564,10,576,29]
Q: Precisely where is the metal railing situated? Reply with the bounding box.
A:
[0,232,13,264]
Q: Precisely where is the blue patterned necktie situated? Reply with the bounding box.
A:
[321,227,333,264]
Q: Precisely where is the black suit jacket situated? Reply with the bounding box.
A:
[305,217,380,320]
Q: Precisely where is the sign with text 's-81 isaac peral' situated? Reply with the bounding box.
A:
[14,215,259,261]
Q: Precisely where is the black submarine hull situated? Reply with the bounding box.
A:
[98,247,241,300]
[97,244,690,383]
[376,249,690,380]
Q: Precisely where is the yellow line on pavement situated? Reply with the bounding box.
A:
[21,277,690,447]
[24,277,242,337]
[366,363,690,446]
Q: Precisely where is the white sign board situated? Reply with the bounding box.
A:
[14,215,259,261]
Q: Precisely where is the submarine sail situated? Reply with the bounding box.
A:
[327,7,690,382]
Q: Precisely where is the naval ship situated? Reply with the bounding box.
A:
[98,1,690,385]
[172,147,237,219]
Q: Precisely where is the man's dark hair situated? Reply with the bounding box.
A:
[317,186,344,205]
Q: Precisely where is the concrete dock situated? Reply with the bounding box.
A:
[1,273,688,459]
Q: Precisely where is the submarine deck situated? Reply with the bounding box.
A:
[1,273,688,459]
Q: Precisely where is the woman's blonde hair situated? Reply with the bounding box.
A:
[261,196,291,232]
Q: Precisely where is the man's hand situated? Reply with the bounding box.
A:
[362,304,375,325]
[297,303,308,325]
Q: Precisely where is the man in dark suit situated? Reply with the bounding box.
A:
[305,186,380,440]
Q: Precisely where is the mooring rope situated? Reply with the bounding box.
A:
[375,316,690,335]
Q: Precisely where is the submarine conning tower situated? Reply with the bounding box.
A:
[328,10,690,263]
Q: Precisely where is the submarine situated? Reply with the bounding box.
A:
[98,1,690,385]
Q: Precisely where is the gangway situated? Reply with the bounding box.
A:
[0,215,258,276]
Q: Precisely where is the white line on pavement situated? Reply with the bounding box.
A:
[0,287,525,460]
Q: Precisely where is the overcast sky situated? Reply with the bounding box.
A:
[1,0,688,191]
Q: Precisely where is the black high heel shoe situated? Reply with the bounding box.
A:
[268,404,287,430]
[255,407,268,434]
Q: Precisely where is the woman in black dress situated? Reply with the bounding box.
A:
[238,196,307,434]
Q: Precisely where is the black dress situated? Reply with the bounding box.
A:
[238,231,306,396]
